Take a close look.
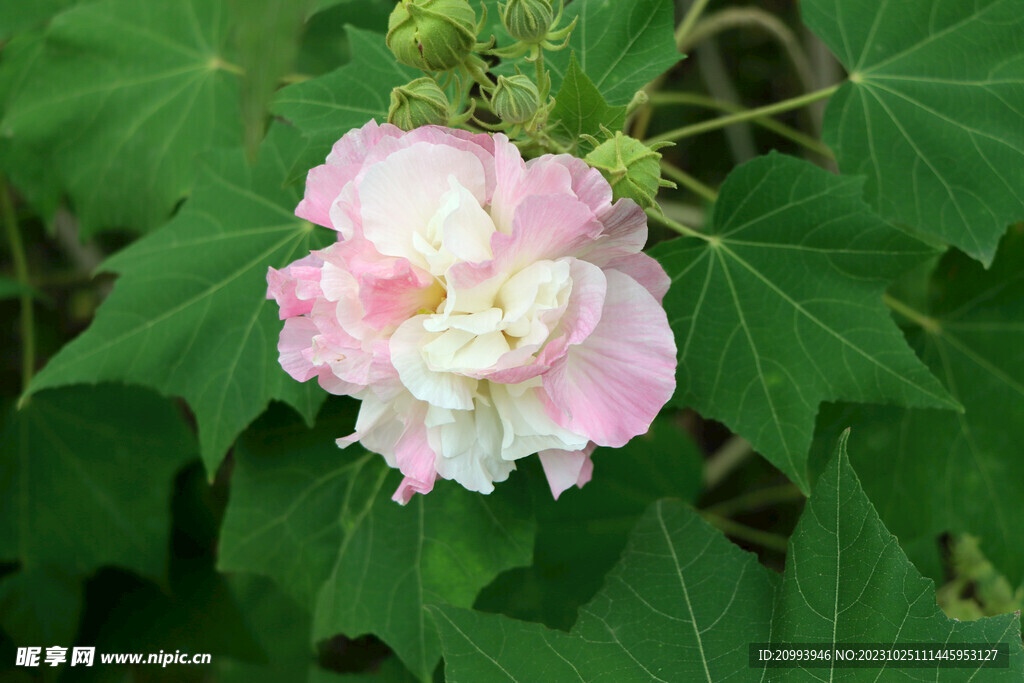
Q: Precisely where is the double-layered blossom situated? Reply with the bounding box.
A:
[268,121,676,503]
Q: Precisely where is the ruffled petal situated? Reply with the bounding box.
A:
[389,316,478,410]
[542,270,676,448]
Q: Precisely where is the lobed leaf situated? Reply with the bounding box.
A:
[813,226,1024,586]
[271,27,418,185]
[24,124,331,474]
[0,0,243,236]
[218,402,535,681]
[0,385,194,581]
[803,0,1024,265]
[548,54,627,153]
[434,435,1024,681]
[652,152,956,491]
[545,0,681,105]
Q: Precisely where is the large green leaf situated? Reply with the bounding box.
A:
[0,385,194,580]
[218,402,535,681]
[548,54,627,154]
[24,125,331,474]
[272,28,418,184]
[771,433,1024,681]
[434,498,776,681]
[651,152,956,491]
[0,0,77,41]
[433,435,1024,681]
[546,0,681,106]
[803,0,1024,266]
[0,0,243,236]
[475,415,703,631]
[812,226,1024,586]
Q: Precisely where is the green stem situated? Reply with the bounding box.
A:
[679,8,815,93]
[1,176,35,396]
[704,434,752,488]
[675,0,714,48]
[279,72,312,85]
[646,84,841,144]
[701,512,789,553]
[883,293,942,334]
[703,483,805,518]
[649,92,833,158]
[660,160,718,203]
[534,49,545,97]
[644,208,708,241]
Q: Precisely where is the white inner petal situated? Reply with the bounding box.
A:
[420,258,572,374]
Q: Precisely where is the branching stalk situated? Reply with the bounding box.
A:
[704,434,754,488]
[675,0,714,49]
[646,84,840,144]
[701,512,789,552]
[883,293,942,334]
[648,92,833,158]
[644,208,707,240]
[703,483,805,518]
[659,161,718,203]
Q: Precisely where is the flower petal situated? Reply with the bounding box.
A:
[542,270,677,447]
[390,316,478,410]
[359,143,488,269]
[538,443,596,500]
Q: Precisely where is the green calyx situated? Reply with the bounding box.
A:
[491,74,540,124]
[388,77,451,130]
[387,0,479,72]
[501,0,554,43]
[584,132,675,208]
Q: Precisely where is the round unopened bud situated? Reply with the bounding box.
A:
[491,74,539,124]
[388,78,451,130]
[387,0,478,72]
[585,132,667,208]
[501,0,554,43]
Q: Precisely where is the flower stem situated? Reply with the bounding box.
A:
[646,84,841,144]
[660,160,718,203]
[648,92,834,158]
[1,176,35,396]
[704,434,752,488]
[644,208,708,241]
[679,7,815,94]
[703,483,805,518]
[883,293,942,334]
[675,0,714,49]
[700,511,789,553]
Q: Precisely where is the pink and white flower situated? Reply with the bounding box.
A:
[268,121,676,504]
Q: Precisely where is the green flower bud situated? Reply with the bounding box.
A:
[585,132,671,208]
[501,0,554,43]
[386,0,479,72]
[388,77,451,130]
[491,74,539,125]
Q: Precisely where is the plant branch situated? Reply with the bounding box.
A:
[679,7,815,93]
[1,176,35,396]
[675,0,714,49]
[883,293,942,334]
[660,160,718,203]
[704,434,753,488]
[644,208,707,240]
[646,84,840,144]
[703,483,805,518]
[648,92,833,158]
[701,512,789,552]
